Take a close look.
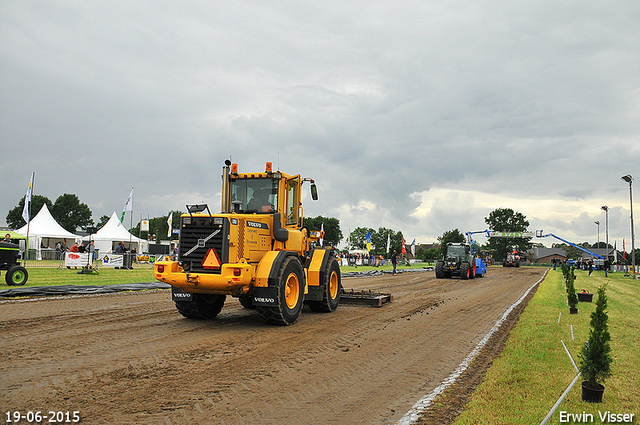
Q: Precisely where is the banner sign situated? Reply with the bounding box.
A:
[136,255,167,263]
[141,219,149,232]
[99,254,124,267]
[488,231,534,238]
[65,252,90,267]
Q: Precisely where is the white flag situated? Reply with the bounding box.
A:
[22,172,34,223]
[167,213,173,238]
[386,233,390,253]
[411,239,416,256]
[121,188,134,222]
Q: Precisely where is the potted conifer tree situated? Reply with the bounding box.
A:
[579,283,612,402]
[567,272,579,314]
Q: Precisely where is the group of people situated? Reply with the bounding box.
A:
[336,250,401,274]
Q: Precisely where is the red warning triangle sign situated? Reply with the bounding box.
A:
[202,248,222,269]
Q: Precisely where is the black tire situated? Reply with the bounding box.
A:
[257,256,305,326]
[435,261,445,279]
[175,293,226,319]
[460,262,469,280]
[239,295,255,309]
[308,257,341,313]
[6,265,28,286]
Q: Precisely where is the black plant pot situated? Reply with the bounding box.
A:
[569,307,578,314]
[582,381,605,403]
[577,293,593,302]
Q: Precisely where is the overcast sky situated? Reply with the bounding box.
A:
[1,1,638,249]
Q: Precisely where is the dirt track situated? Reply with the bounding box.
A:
[1,267,545,424]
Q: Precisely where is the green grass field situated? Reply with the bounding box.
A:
[1,261,434,289]
[453,269,639,424]
[0,263,155,288]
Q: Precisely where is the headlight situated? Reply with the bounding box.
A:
[213,217,224,225]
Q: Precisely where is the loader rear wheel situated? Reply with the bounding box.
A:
[257,256,305,326]
[175,293,226,319]
[435,261,445,279]
[460,262,469,280]
[6,265,28,286]
[308,257,340,313]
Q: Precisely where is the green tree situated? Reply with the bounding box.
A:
[579,283,612,389]
[438,229,465,246]
[5,194,53,229]
[378,228,404,256]
[50,193,93,233]
[97,215,111,229]
[484,208,531,261]
[347,227,373,250]
[303,216,343,247]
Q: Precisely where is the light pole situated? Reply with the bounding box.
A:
[595,220,600,250]
[602,205,609,276]
[621,175,635,280]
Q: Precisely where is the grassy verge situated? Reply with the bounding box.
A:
[1,264,155,288]
[452,269,639,424]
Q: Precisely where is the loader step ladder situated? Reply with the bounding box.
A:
[340,288,393,307]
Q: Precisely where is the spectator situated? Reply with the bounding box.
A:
[87,240,96,260]
[391,250,398,275]
[3,233,12,243]
[70,242,79,252]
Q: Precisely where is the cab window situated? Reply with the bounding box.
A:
[230,178,278,213]
[286,177,299,225]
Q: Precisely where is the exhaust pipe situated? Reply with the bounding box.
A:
[221,159,231,213]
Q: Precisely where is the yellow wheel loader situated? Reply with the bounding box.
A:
[155,160,341,325]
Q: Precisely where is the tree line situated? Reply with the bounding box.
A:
[8,194,550,262]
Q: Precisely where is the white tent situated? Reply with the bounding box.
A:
[17,204,82,260]
[85,212,148,254]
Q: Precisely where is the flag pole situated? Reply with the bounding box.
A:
[129,189,133,269]
[23,172,35,266]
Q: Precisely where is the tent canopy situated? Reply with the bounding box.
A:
[17,204,81,259]
[84,212,147,254]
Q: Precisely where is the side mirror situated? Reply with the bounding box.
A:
[310,182,318,201]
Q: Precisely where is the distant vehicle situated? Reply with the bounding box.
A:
[475,258,487,277]
[0,241,28,285]
[567,259,576,267]
[435,242,475,279]
[503,251,521,267]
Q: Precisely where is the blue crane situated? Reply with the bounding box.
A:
[535,230,604,259]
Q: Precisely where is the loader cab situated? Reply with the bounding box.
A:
[230,178,279,214]
[225,162,305,229]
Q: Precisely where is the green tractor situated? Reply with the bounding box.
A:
[435,242,475,279]
[1,241,28,286]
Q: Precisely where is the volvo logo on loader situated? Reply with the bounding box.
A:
[247,221,268,229]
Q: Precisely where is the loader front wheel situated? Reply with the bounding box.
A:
[308,257,340,313]
[257,256,305,326]
[435,261,445,279]
[175,293,226,319]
